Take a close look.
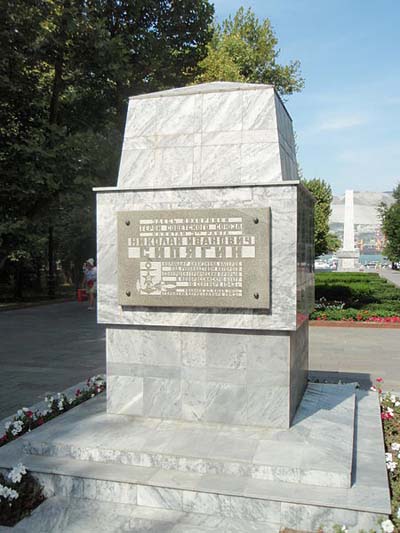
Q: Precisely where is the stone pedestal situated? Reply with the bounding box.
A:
[97,82,314,430]
[337,249,361,272]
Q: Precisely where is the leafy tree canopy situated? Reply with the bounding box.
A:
[0,0,214,296]
[195,7,304,96]
[302,178,340,257]
[381,183,400,263]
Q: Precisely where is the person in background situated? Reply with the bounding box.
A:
[84,258,97,310]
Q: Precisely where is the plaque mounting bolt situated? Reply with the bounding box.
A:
[254,292,259,299]
[126,290,131,297]
[253,217,259,224]
[125,220,130,226]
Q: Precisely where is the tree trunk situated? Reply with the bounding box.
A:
[48,225,55,297]
[13,262,23,300]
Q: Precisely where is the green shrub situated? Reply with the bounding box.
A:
[313,273,400,320]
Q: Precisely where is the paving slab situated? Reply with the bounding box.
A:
[309,325,400,391]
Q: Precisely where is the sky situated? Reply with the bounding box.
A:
[212,0,400,195]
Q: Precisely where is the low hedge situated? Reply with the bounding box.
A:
[313,273,400,321]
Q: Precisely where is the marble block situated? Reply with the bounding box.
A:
[117,82,299,189]
[96,183,314,331]
[105,322,308,428]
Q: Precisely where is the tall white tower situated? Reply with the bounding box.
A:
[337,189,360,271]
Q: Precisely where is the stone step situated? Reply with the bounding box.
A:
[4,450,385,532]
[0,389,389,532]
[22,383,356,489]
[6,496,280,533]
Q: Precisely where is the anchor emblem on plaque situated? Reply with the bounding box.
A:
[137,260,162,295]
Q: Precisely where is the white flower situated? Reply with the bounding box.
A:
[0,484,19,501]
[341,526,348,533]
[395,401,400,407]
[387,407,394,416]
[391,442,400,452]
[397,507,400,518]
[57,400,64,411]
[4,421,12,431]
[7,464,27,484]
[381,519,394,532]
[10,420,24,436]
[391,394,397,403]
[385,452,393,462]
[387,461,397,472]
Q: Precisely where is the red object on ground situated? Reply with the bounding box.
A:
[77,289,88,302]
[310,320,400,329]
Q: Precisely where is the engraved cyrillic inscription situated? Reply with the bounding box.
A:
[118,208,270,309]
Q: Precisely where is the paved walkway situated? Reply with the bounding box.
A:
[310,325,400,391]
[0,302,105,419]
[379,268,400,288]
[1,301,400,419]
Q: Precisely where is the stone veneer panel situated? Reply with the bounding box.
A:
[106,327,308,428]
[297,184,315,326]
[97,184,301,330]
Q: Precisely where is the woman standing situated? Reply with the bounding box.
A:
[84,258,97,310]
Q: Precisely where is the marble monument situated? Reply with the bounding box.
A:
[0,83,389,532]
[97,82,314,429]
[337,189,360,271]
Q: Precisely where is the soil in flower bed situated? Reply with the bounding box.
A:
[311,272,400,322]
[0,472,44,527]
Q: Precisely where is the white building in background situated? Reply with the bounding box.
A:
[330,191,394,257]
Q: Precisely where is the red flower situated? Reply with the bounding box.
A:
[37,418,44,426]
[26,410,33,418]
[75,389,81,397]
[376,377,383,383]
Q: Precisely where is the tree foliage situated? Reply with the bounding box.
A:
[302,178,340,257]
[0,0,214,296]
[381,183,400,263]
[195,7,304,96]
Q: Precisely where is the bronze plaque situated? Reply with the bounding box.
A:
[117,208,270,309]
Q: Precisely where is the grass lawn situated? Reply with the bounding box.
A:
[311,272,400,322]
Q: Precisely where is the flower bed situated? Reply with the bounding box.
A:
[379,379,400,532]
[0,375,106,448]
[311,273,400,323]
[0,464,44,526]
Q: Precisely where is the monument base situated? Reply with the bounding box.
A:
[0,385,390,532]
[337,250,361,272]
